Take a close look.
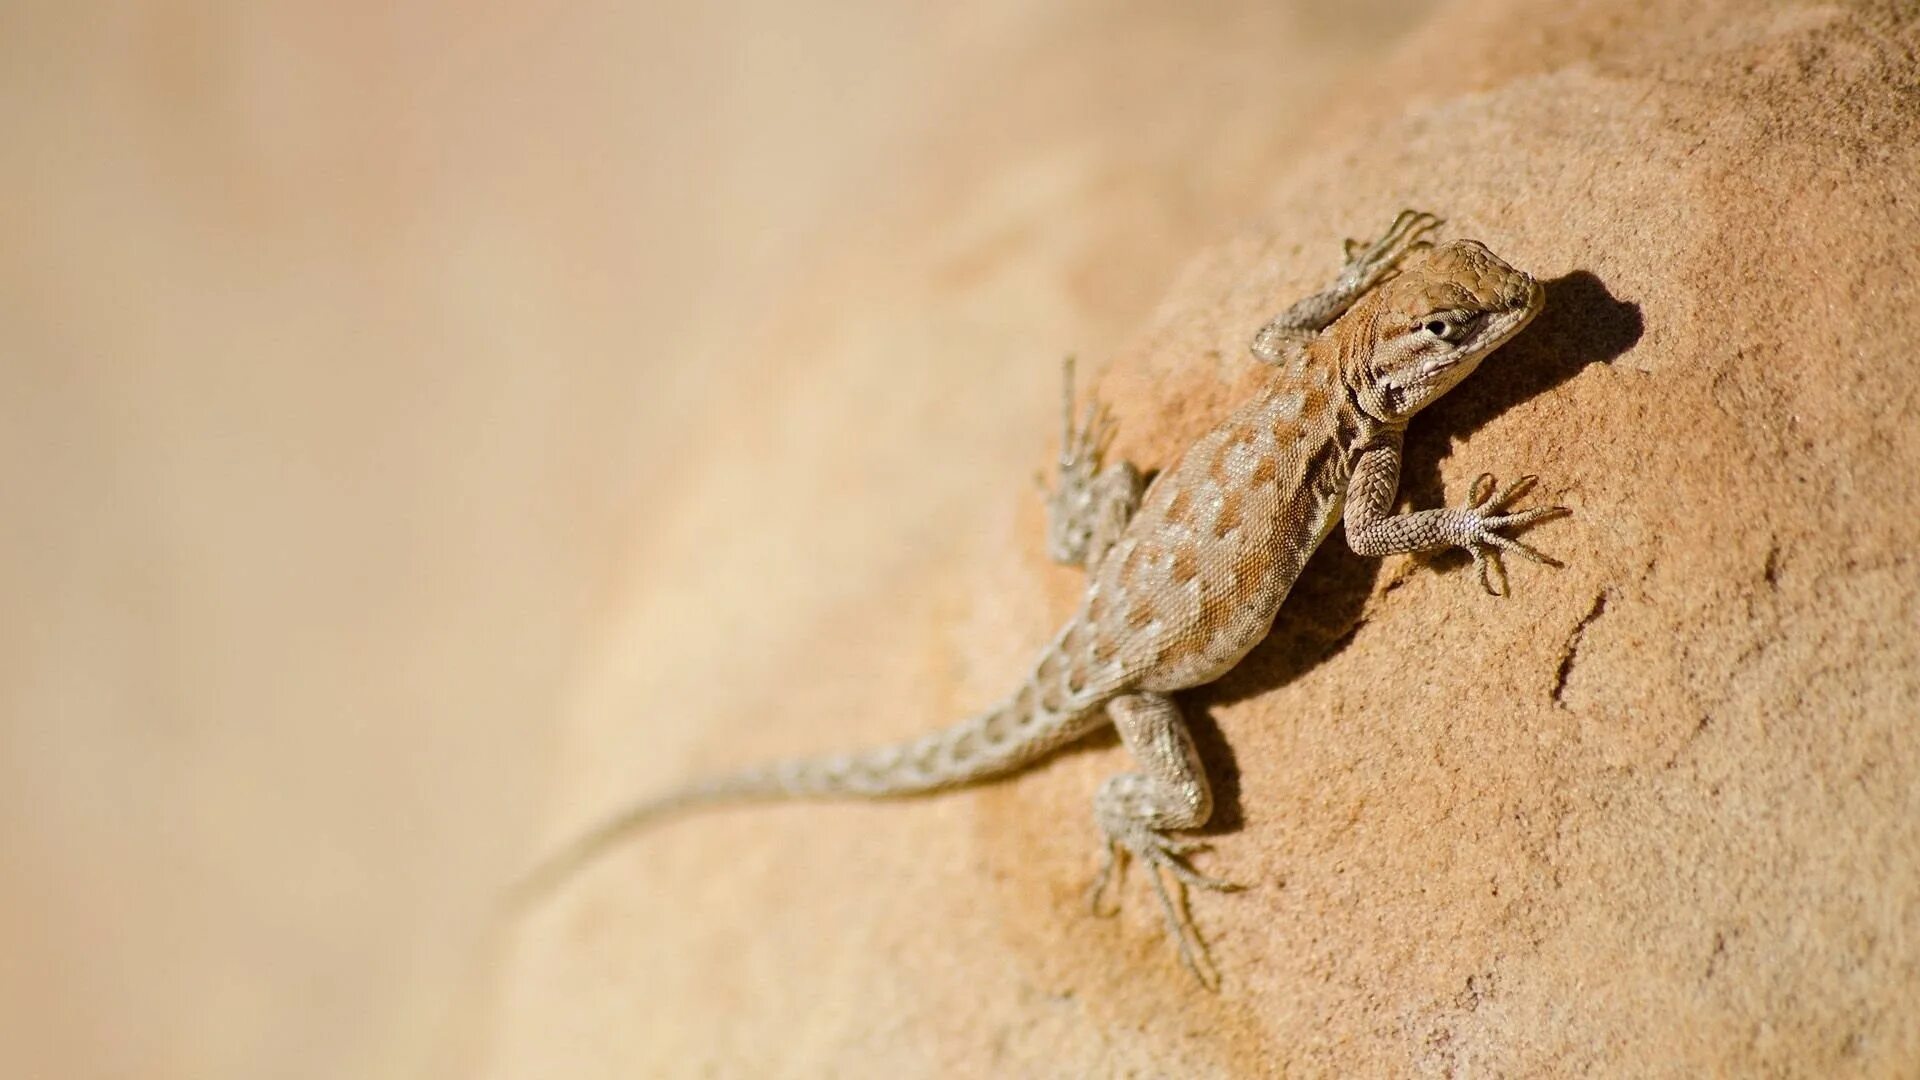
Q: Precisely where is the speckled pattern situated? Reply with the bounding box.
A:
[525,228,1560,981]
[498,2,1920,1075]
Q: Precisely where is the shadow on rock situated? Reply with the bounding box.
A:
[1186,270,1642,834]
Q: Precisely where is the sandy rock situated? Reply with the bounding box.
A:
[496,1,1920,1075]
[10,0,1911,1077]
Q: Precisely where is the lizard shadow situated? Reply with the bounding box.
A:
[1181,270,1643,834]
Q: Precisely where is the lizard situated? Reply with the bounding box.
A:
[516,210,1565,985]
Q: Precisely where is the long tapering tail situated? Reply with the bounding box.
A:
[509,624,1111,908]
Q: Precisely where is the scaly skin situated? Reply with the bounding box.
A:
[517,212,1565,987]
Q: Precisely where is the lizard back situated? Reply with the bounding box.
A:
[1083,352,1354,694]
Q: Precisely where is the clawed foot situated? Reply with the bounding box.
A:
[1453,473,1569,596]
[1045,357,1138,568]
[1251,209,1447,364]
[1087,825,1242,989]
[1339,208,1443,292]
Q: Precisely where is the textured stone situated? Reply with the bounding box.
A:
[8,1,1916,1077]
[498,1,1920,1075]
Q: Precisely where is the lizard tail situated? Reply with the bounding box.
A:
[509,626,1109,908]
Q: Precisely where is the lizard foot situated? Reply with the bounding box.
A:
[1045,356,1142,569]
[1454,473,1569,596]
[1339,208,1443,292]
[1088,819,1242,989]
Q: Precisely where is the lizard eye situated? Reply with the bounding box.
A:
[1419,314,1481,344]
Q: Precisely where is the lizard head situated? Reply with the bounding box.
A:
[1345,239,1544,423]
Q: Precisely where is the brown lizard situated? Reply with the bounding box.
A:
[519,211,1564,984]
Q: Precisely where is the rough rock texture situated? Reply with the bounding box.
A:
[8,1,1918,1078]
[494,1,1920,1076]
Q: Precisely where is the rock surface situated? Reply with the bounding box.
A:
[6,1,1917,1077]
[496,1,1920,1076]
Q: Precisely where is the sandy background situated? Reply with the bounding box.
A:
[5,1,1918,1077]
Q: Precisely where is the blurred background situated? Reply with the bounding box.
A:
[0,2,1427,1076]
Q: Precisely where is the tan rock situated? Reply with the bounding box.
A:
[5,0,1916,1077]
[499,1,1920,1075]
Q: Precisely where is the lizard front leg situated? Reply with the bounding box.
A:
[1344,430,1568,595]
[1046,356,1143,571]
[1251,208,1443,364]
[1087,692,1238,987]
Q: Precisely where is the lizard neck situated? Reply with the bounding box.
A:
[1337,394,1401,457]
[1248,341,1349,450]
[1293,334,1402,455]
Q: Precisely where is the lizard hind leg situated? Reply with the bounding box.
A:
[1086,692,1241,988]
[1045,356,1143,572]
